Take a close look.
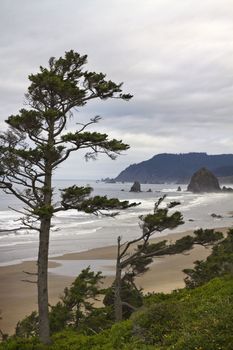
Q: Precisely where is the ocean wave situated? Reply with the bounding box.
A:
[50,227,103,237]
[166,195,185,200]
[161,188,177,193]
[180,193,230,212]
[0,184,232,266]
[0,210,21,219]
[0,231,35,239]
[0,240,37,247]
[52,219,98,228]
[54,210,89,218]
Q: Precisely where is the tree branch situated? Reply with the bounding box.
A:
[121,301,138,311]
[21,279,37,284]
[23,271,38,276]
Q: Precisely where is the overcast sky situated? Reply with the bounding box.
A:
[1,0,233,179]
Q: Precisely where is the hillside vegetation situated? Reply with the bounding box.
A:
[115,152,233,183]
[1,277,233,349]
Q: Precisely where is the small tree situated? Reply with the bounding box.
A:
[111,197,223,322]
[15,311,39,338]
[59,267,104,330]
[112,196,184,322]
[16,267,106,337]
[49,267,113,335]
[183,228,231,288]
[0,50,135,344]
[0,311,8,341]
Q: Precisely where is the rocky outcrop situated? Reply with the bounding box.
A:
[187,168,221,193]
[211,213,223,219]
[222,186,233,192]
[102,177,116,183]
[177,186,181,191]
[130,181,141,192]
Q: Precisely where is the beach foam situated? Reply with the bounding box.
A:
[0,180,233,265]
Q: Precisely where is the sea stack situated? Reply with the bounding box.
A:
[130,181,141,192]
[187,168,221,193]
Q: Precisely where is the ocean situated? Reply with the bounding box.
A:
[0,180,233,266]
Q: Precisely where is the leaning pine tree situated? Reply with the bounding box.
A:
[0,51,136,344]
[109,197,223,322]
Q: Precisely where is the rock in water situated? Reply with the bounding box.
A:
[130,181,141,192]
[187,168,221,193]
[222,186,233,192]
[211,213,223,218]
[177,186,181,191]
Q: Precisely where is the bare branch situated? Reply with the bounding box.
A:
[21,279,37,284]
[121,301,138,311]
[75,116,101,133]
[23,271,38,276]
[1,183,35,209]
[8,206,30,216]
[119,229,152,260]
[52,142,83,167]
[0,228,20,233]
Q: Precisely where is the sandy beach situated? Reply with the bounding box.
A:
[0,227,228,335]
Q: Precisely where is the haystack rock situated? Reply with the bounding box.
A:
[187,168,221,193]
[130,181,141,192]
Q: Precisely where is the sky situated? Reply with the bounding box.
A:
[0,0,233,179]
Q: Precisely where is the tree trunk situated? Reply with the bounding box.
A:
[114,236,122,322]
[36,112,55,344]
[38,217,51,344]
[114,262,122,322]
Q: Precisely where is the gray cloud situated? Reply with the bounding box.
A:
[0,0,233,179]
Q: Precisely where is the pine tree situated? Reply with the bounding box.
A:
[0,50,135,344]
[111,197,223,321]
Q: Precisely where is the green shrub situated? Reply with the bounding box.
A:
[2,277,233,350]
[132,276,233,349]
[184,228,233,288]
